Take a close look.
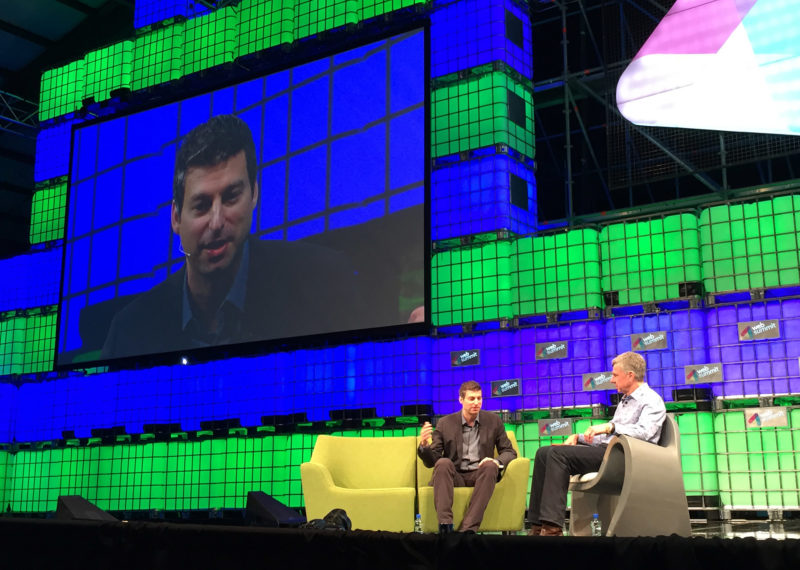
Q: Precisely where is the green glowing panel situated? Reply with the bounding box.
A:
[30,181,67,244]
[295,0,360,40]
[600,213,701,305]
[83,41,133,104]
[183,7,237,76]
[432,69,535,159]
[237,0,294,58]
[132,23,184,91]
[432,240,513,326]
[39,60,85,122]
[512,228,602,315]
[700,196,800,294]
[676,412,719,495]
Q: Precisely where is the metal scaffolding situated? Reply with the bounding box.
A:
[531,0,800,227]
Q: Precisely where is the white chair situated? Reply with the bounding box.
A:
[568,414,691,537]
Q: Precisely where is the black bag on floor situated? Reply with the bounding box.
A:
[300,508,352,531]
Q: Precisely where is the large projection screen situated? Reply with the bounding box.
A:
[57,28,428,367]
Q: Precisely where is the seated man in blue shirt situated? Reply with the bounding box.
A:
[527,351,666,536]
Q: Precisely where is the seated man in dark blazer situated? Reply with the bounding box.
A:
[418,381,517,533]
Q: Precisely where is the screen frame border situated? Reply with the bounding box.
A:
[54,20,432,372]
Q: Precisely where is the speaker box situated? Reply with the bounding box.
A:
[56,495,118,521]
[246,491,306,527]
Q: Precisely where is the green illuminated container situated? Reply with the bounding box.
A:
[183,7,238,76]
[132,23,184,91]
[360,0,427,20]
[39,60,85,122]
[83,41,134,104]
[432,68,535,159]
[294,0,360,40]
[600,213,701,305]
[237,0,294,58]
[0,451,7,506]
[30,181,67,245]
[714,408,800,509]
[676,411,719,498]
[699,196,800,294]
[512,228,602,315]
[432,240,514,326]
[0,314,25,376]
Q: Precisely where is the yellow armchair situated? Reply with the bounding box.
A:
[416,430,530,533]
[301,434,418,532]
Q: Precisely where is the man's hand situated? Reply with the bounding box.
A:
[479,457,500,467]
[583,422,612,444]
[563,434,579,446]
[420,421,433,447]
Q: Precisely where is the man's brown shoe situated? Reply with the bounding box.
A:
[540,523,563,536]
[526,525,541,536]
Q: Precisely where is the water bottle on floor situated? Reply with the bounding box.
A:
[591,513,602,536]
[415,513,423,533]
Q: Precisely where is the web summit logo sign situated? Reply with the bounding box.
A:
[538,418,572,437]
[451,350,480,367]
[745,407,788,429]
[630,331,667,351]
[535,342,568,360]
[684,363,723,384]
[491,379,520,397]
[739,320,780,341]
[582,372,613,392]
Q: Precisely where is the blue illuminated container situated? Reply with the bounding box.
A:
[707,300,800,398]
[518,321,606,410]
[604,309,708,402]
[133,0,193,29]
[430,0,533,79]
[432,153,537,241]
[34,122,76,183]
[432,332,520,414]
[0,248,62,312]
[0,382,17,443]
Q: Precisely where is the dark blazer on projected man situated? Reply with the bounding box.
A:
[101,238,366,360]
[417,410,517,477]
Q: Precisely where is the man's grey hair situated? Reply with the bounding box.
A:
[612,351,646,381]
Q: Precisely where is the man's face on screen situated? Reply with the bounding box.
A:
[172,150,258,283]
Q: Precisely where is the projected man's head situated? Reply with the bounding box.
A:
[171,114,259,294]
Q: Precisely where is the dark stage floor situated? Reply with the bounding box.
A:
[2,517,800,570]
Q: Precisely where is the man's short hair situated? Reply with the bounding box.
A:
[612,351,646,381]
[173,114,258,213]
[459,380,482,399]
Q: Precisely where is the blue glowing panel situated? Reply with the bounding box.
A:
[57,29,426,367]
[707,300,800,398]
[519,322,606,410]
[133,0,191,29]
[431,0,533,79]
[432,153,537,240]
[0,383,17,443]
[35,121,76,183]
[604,310,709,403]
[431,333,521,415]
[0,248,61,312]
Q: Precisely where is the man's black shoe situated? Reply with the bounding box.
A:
[439,523,454,534]
[461,529,476,534]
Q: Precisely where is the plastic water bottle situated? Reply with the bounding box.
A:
[590,513,602,537]
[414,513,423,534]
